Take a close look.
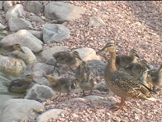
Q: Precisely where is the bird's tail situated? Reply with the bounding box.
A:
[146,97,162,101]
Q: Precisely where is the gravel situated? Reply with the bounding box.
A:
[1,1,162,122]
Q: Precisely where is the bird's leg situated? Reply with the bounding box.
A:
[56,92,62,101]
[64,93,70,101]
[82,90,86,97]
[69,66,75,73]
[89,90,93,95]
[52,63,61,76]
[110,98,126,111]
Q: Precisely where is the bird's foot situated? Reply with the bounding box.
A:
[110,104,127,112]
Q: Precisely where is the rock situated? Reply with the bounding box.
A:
[37,109,65,122]
[32,63,54,79]
[8,17,33,31]
[29,15,44,24]
[0,1,3,10]
[2,1,13,12]
[44,2,86,23]
[74,48,101,62]
[84,95,117,105]
[87,60,106,76]
[40,46,69,62]
[42,24,70,43]
[0,55,26,75]
[12,46,37,65]
[46,57,56,66]
[26,1,44,14]
[94,81,109,92]
[0,99,44,122]
[33,77,49,86]
[25,84,56,102]
[28,30,43,40]
[1,30,43,53]
[89,16,105,26]
[6,4,24,21]
[0,23,6,30]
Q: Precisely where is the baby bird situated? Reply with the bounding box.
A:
[75,61,95,96]
[124,59,150,78]
[79,73,95,96]
[7,75,35,93]
[148,64,162,90]
[138,68,154,91]
[53,51,82,74]
[44,74,77,100]
[0,44,25,55]
[97,48,139,70]
[75,61,91,81]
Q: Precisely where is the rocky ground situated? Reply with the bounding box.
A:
[0,1,162,122]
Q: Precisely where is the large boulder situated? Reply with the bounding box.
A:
[87,60,106,76]
[37,109,65,122]
[42,24,70,43]
[0,55,26,75]
[25,84,56,102]
[29,15,44,24]
[44,2,85,23]
[40,46,69,62]
[0,99,44,122]
[1,30,43,53]
[6,4,24,21]
[73,48,101,62]
[26,1,44,14]
[8,17,33,31]
[12,46,37,65]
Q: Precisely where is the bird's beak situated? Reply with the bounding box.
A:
[135,54,140,58]
[20,49,25,54]
[96,47,106,55]
[78,56,82,61]
[32,80,37,83]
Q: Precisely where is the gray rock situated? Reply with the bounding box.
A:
[2,1,13,12]
[6,4,24,21]
[89,16,105,26]
[74,48,101,62]
[26,1,44,14]
[28,30,43,40]
[46,57,56,66]
[25,84,56,102]
[8,17,33,31]
[0,99,44,122]
[37,109,65,122]
[84,95,117,105]
[0,23,6,30]
[94,81,109,92]
[1,30,43,53]
[87,60,106,76]
[44,2,86,23]
[0,1,3,10]
[12,46,37,65]
[33,77,49,86]
[40,46,69,62]
[29,15,44,24]
[0,55,26,75]
[43,24,70,43]
[32,63,54,82]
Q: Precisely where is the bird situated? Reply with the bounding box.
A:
[7,74,35,93]
[96,42,159,111]
[148,64,162,90]
[78,73,95,96]
[0,44,25,55]
[123,59,150,78]
[43,74,77,101]
[75,61,95,96]
[53,51,82,74]
[138,68,154,91]
[97,48,139,70]
[75,61,91,81]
